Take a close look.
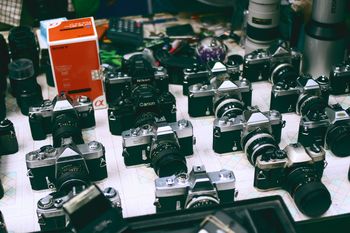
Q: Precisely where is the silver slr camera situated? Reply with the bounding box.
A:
[122,119,195,177]
[154,165,236,212]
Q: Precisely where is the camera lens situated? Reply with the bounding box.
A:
[55,161,90,192]
[270,64,298,85]
[185,195,220,209]
[325,124,350,157]
[0,34,10,94]
[150,142,187,177]
[296,94,327,120]
[242,130,278,165]
[213,97,244,119]
[8,26,39,73]
[52,114,84,148]
[246,0,280,44]
[285,166,331,217]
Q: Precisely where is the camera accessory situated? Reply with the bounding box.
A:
[253,143,331,217]
[245,0,280,52]
[26,139,107,191]
[0,119,19,156]
[107,18,144,47]
[28,93,95,147]
[195,37,227,63]
[154,165,236,212]
[329,61,350,95]
[122,119,195,177]
[8,26,39,74]
[8,59,43,115]
[213,106,284,154]
[63,184,127,233]
[37,185,121,231]
[303,0,348,78]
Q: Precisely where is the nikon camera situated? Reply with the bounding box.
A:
[108,84,176,135]
[252,143,331,217]
[213,106,284,154]
[243,41,302,82]
[270,74,330,114]
[188,74,252,118]
[28,93,95,147]
[122,119,195,177]
[26,138,107,191]
[36,185,121,231]
[298,103,350,157]
[329,61,350,95]
[154,165,236,212]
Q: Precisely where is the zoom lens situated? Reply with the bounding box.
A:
[213,97,244,119]
[242,130,278,165]
[150,142,187,177]
[246,0,280,44]
[326,124,350,157]
[285,166,331,217]
[52,114,84,148]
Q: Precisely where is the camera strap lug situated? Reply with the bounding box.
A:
[100,158,107,167]
[26,169,34,178]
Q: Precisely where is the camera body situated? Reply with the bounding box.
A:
[188,77,252,118]
[183,60,242,96]
[26,140,107,191]
[270,75,330,114]
[108,84,176,135]
[213,107,284,154]
[329,62,350,95]
[0,119,19,156]
[36,186,121,231]
[298,104,350,157]
[28,93,95,145]
[122,120,194,174]
[154,165,236,212]
[243,42,302,82]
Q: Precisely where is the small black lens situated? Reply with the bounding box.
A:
[326,124,350,157]
[52,114,84,148]
[150,142,187,177]
[286,166,331,217]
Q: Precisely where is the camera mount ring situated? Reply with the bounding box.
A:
[296,94,325,117]
[214,98,243,118]
[270,63,294,84]
[243,132,276,165]
[185,195,220,209]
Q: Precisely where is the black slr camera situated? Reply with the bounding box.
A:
[183,56,243,96]
[25,139,107,191]
[252,143,331,217]
[122,119,195,177]
[108,84,176,135]
[243,41,302,82]
[154,165,236,212]
[213,107,284,154]
[329,61,350,95]
[103,51,169,104]
[270,74,330,114]
[188,66,252,118]
[36,185,121,231]
[28,93,95,147]
[298,103,350,157]
[0,119,19,156]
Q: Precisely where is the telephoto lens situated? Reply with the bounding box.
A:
[303,0,348,77]
[8,26,39,74]
[8,59,43,115]
[245,0,281,53]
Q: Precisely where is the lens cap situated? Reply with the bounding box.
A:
[8,58,35,80]
[294,181,331,217]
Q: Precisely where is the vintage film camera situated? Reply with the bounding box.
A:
[329,61,350,95]
[108,83,176,136]
[103,52,169,105]
[26,138,107,191]
[0,119,19,156]
[270,74,330,114]
[122,119,195,177]
[154,165,236,212]
[213,106,284,154]
[298,103,350,157]
[243,41,302,82]
[28,92,95,147]
[36,185,121,231]
[188,72,252,118]
[252,143,331,217]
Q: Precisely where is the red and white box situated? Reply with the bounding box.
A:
[47,17,106,109]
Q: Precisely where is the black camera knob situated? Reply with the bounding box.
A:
[38,195,54,210]
[275,150,287,159]
[310,143,321,153]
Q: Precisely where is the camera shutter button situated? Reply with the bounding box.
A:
[103,187,117,198]
[178,119,188,128]
[88,141,100,150]
[38,196,54,209]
